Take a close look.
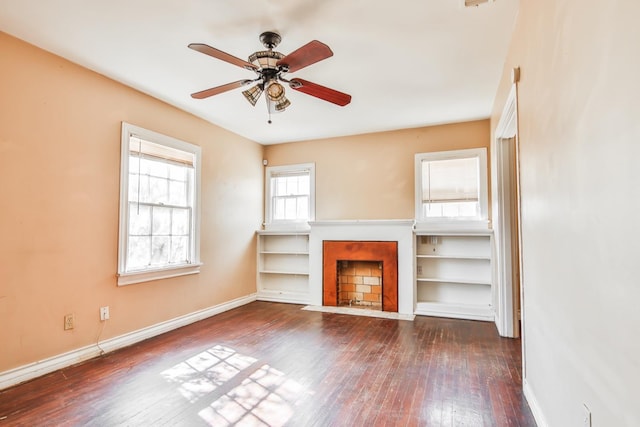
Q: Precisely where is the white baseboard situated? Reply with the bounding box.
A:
[523,378,549,427]
[256,290,309,305]
[0,293,257,391]
[414,301,494,322]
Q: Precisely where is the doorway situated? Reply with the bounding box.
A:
[493,84,523,339]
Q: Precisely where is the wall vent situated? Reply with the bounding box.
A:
[462,0,495,7]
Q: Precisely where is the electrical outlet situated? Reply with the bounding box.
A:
[582,404,592,427]
[417,265,423,275]
[64,314,74,330]
[100,306,110,321]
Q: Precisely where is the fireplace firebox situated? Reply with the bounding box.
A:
[323,241,398,312]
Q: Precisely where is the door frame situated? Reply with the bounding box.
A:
[492,84,524,339]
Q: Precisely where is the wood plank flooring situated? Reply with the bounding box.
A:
[0,302,536,426]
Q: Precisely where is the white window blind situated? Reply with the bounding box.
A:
[421,157,479,203]
[414,148,488,225]
[130,137,195,167]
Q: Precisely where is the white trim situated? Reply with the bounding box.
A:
[257,290,310,305]
[256,229,311,236]
[414,301,494,321]
[492,84,520,338]
[264,162,315,230]
[117,263,203,286]
[523,379,550,427]
[414,228,493,237]
[309,219,415,227]
[413,220,490,232]
[0,294,256,391]
[414,148,489,227]
[118,122,202,285]
[495,85,518,137]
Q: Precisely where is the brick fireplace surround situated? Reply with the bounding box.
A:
[308,220,415,318]
[323,241,398,312]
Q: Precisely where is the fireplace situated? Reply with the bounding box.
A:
[323,240,398,312]
[308,220,414,318]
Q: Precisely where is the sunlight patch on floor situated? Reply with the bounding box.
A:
[161,345,256,403]
[199,364,305,426]
[160,344,309,426]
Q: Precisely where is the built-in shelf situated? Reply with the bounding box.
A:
[259,270,309,276]
[257,231,310,304]
[416,277,491,285]
[414,231,494,321]
[259,251,309,255]
[416,254,491,260]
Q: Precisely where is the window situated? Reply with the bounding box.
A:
[118,123,201,285]
[265,163,315,229]
[415,148,488,227]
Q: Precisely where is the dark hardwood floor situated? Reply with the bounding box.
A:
[0,302,536,426]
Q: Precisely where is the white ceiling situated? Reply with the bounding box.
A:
[0,0,519,145]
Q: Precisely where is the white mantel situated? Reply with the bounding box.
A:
[308,220,415,316]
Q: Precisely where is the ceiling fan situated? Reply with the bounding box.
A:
[188,31,352,123]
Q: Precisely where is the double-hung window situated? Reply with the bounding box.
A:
[415,148,488,227]
[264,163,315,229]
[117,123,201,285]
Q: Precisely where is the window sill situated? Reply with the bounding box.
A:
[263,222,311,232]
[414,219,491,232]
[117,263,202,286]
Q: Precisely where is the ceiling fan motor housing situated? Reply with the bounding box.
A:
[259,31,282,49]
[248,50,284,71]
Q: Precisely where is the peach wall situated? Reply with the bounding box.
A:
[0,33,263,372]
[491,1,640,425]
[264,120,490,220]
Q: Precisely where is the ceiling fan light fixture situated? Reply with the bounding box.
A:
[266,82,285,101]
[275,96,291,112]
[242,85,263,106]
[264,82,290,113]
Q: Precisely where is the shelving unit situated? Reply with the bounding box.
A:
[256,231,310,304]
[414,231,494,321]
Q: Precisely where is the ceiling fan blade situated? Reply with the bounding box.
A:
[191,80,251,99]
[289,79,351,106]
[277,40,333,73]
[188,43,258,71]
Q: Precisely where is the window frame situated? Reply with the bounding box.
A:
[414,148,489,229]
[264,163,315,230]
[117,122,202,286]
